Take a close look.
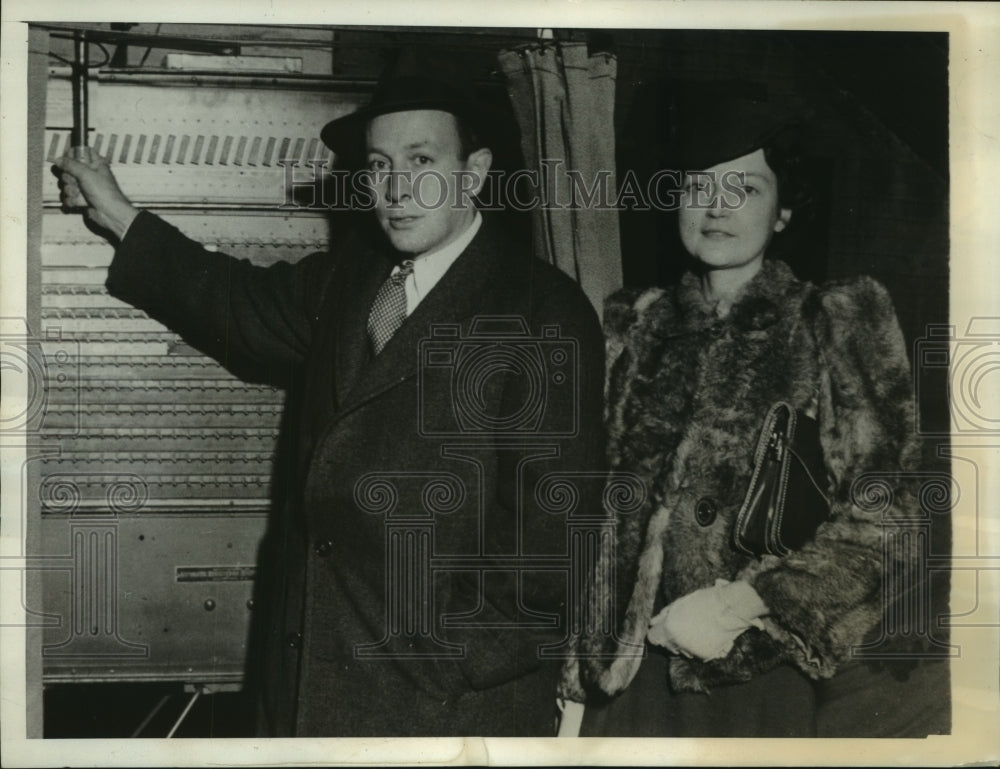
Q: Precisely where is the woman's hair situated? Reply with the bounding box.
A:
[761,122,814,219]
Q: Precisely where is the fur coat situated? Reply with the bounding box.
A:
[560,258,920,700]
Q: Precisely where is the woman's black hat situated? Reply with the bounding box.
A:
[670,83,801,170]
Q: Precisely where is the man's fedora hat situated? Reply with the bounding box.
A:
[321,50,500,156]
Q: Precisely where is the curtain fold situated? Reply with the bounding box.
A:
[499,42,622,316]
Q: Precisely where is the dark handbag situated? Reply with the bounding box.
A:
[733,402,831,557]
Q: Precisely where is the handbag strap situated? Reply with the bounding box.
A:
[785,443,831,506]
[786,283,822,420]
[778,283,829,501]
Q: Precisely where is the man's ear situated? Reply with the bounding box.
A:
[465,147,493,197]
[774,207,792,233]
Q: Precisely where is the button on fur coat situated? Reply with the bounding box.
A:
[560,258,921,700]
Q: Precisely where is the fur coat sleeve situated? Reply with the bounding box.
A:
[559,264,921,701]
[739,276,921,680]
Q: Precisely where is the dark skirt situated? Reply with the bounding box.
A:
[580,645,817,737]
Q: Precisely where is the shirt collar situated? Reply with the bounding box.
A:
[393,210,483,300]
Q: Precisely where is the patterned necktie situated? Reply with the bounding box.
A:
[367,260,415,355]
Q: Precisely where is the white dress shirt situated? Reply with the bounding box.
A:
[390,211,483,316]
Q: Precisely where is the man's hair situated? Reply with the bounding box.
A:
[353,111,488,167]
[454,114,486,160]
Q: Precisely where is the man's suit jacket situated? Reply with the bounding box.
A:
[106,211,606,736]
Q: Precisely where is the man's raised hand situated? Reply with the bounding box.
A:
[54,147,139,241]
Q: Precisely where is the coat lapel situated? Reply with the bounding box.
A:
[331,239,394,408]
[336,217,506,419]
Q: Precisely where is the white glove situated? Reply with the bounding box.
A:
[647,579,769,661]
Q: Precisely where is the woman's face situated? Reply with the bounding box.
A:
[678,148,791,276]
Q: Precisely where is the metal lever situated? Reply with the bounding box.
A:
[166,684,204,738]
[63,29,91,213]
[71,30,89,150]
[129,693,171,738]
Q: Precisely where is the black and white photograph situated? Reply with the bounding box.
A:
[1,1,998,766]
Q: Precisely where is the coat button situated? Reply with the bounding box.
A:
[286,632,302,649]
[695,497,718,526]
[314,540,333,556]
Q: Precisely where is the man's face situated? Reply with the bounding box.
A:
[365,110,491,257]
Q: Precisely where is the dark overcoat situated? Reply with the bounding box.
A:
[559,259,922,711]
[107,211,605,736]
